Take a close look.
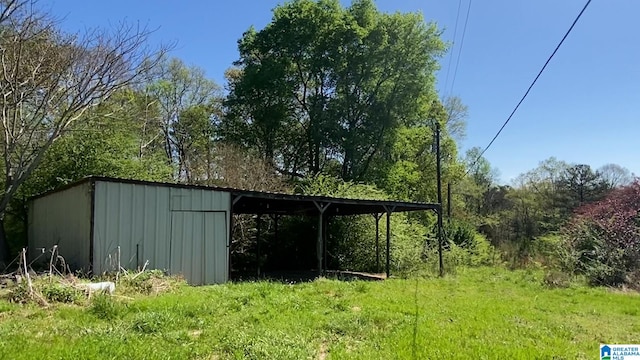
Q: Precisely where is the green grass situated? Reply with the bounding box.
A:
[0,267,638,359]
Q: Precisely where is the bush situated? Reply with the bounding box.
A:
[6,282,31,304]
[41,283,83,304]
[294,175,432,274]
[418,232,496,277]
[542,270,572,289]
[560,181,640,286]
[561,222,628,286]
[445,220,476,248]
[119,270,180,295]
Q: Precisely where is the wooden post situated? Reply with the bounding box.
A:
[313,202,330,276]
[49,245,57,277]
[21,248,32,296]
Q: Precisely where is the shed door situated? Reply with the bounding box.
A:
[170,211,227,285]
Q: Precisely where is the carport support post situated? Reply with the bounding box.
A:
[313,202,330,276]
[256,214,262,277]
[385,210,391,279]
[323,216,329,271]
[373,213,382,274]
[383,205,395,278]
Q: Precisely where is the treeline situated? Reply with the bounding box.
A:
[459,154,638,286]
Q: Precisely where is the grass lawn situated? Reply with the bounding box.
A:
[0,267,637,359]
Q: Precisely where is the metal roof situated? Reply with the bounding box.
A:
[31,176,440,216]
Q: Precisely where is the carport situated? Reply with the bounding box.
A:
[230,190,441,278]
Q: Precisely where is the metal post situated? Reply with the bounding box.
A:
[374,213,381,274]
[228,198,234,280]
[386,211,391,279]
[323,216,328,271]
[317,211,323,275]
[256,214,261,277]
[436,122,444,277]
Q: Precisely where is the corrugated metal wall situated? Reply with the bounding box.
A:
[28,181,92,271]
[92,181,230,284]
[93,181,171,274]
[170,211,227,284]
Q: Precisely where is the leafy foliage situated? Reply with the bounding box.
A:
[560,180,640,286]
[40,283,83,304]
[224,0,447,182]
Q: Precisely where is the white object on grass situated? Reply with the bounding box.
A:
[83,281,116,297]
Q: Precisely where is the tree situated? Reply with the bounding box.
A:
[0,0,167,262]
[513,157,570,231]
[3,89,173,254]
[443,96,468,142]
[559,164,608,208]
[224,0,446,181]
[598,163,633,189]
[146,57,222,181]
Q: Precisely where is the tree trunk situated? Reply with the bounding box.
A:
[0,214,10,264]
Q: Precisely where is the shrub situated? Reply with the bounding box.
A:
[542,270,572,289]
[293,175,432,274]
[119,270,180,295]
[445,220,476,248]
[6,282,31,304]
[560,180,640,286]
[40,283,83,304]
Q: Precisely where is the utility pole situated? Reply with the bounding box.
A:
[436,122,444,277]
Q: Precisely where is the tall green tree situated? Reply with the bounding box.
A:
[559,164,608,210]
[224,0,446,181]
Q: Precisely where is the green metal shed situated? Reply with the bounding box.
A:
[28,177,231,285]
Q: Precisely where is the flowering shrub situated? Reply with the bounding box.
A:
[561,180,640,286]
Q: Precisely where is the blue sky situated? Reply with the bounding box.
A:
[42,0,639,183]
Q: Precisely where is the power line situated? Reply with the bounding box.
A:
[442,0,463,95]
[448,0,473,97]
[466,0,593,175]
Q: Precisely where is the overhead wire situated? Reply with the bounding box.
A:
[447,0,473,98]
[442,0,463,96]
[465,0,593,175]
